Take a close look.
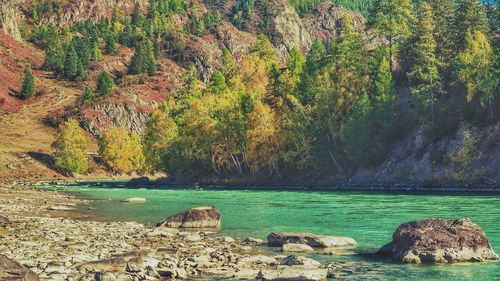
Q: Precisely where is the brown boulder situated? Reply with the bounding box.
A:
[377,218,499,263]
[0,254,39,281]
[157,206,221,228]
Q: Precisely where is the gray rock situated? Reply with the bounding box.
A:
[257,266,327,281]
[267,232,356,248]
[282,243,314,253]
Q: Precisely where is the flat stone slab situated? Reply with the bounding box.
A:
[267,232,356,248]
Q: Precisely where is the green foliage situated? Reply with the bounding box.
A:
[96,71,115,97]
[407,1,442,114]
[457,30,496,117]
[232,0,256,29]
[82,87,94,102]
[455,0,490,47]
[20,65,35,100]
[289,0,322,16]
[369,0,415,67]
[129,39,157,76]
[105,35,116,54]
[63,44,84,80]
[52,119,89,175]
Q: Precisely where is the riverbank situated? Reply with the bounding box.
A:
[0,185,346,280]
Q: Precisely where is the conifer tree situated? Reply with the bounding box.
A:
[374,56,395,105]
[369,0,415,69]
[82,86,94,101]
[20,65,35,100]
[131,3,144,27]
[407,1,442,124]
[429,0,456,69]
[96,71,115,97]
[129,39,156,76]
[63,44,80,79]
[455,0,490,48]
[105,35,116,54]
[91,41,102,61]
[457,31,495,115]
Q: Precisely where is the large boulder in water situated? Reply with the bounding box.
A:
[267,232,356,248]
[377,218,499,263]
[157,206,221,228]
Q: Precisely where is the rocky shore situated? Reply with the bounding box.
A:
[0,186,353,281]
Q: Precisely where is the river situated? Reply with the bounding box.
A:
[42,181,500,280]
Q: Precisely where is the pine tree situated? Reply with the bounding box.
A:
[131,3,144,27]
[82,86,94,101]
[63,44,80,79]
[96,71,115,97]
[20,65,35,100]
[455,0,490,48]
[43,43,64,71]
[374,56,395,105]
[457,31,495,111]
[407,1,442,125]
[91,41,102,61]
[105,35,116,55]
[129,39,156,76]
[369,0,415,69]
[429,0,456,69]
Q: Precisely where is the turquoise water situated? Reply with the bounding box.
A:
[43,182,500,280]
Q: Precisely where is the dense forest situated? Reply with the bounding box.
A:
[20,0,499,180]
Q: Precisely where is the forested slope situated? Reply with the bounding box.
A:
[0,0,498,186]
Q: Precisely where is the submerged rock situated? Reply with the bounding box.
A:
[267,232,356,248]
[377,218,499,263]
[243,237,264,245]
[282,243,314,252]
[257,266,327,281]
[157,206,221,228]
[122,197,146,203]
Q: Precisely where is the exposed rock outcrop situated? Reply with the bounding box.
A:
[39,0,146,28]
[0,0,22,40]
[377,218,499,263]
[260,0,312,55]
[267,232,357,248]
[157,206,221,228]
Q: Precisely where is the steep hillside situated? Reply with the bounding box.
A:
[0,0,498,187]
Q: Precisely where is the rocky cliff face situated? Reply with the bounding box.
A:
[354,122,500,185]
[0,0,23,40]
[38,0,146,27]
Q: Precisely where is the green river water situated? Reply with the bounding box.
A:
[42,182,500,280]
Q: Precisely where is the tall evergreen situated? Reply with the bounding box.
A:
[369,0,415,69]
[129,39,156,76]
[20,65,35,100]
[96,71,115,97]
[63,44,80,79]
[429,0,456,70]
[91,41,102,61]
[374,56,395,105]
[455,0,490,48]
[131,3,144,27]
[105,35,116,55]
[407,1,442,124]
